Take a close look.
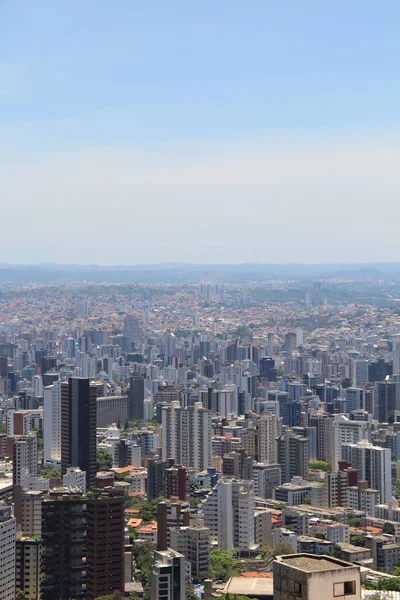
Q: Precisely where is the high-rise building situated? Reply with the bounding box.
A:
[345,387,364,413]
[151,549,186,600]
[147,455,164,501]
[86,488,125,599]
[331,414,372,470]
[41,490,87,599]
[253,463,282,498]
[0,502,16,600]
[169,526,210,580]
[259,411,280,464]
[43,380,62,463]
[16,537,42,600]
[161,402,212,470]
[341,440,392,504]
[353,360,369,387]
[310,413,333,465]
[129,375,145,421]
[277,429,309,483]
[97,395,129,427]
[374,380,399,422]
[13,433,38,486]
[164,465,188,501]
[203,479,256,552]
[61,377,97,489]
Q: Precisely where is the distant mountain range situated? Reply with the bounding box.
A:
[1,262,400,285]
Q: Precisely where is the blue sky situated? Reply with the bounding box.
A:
[1,1,399,264]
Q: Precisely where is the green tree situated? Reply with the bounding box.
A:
[383,522,396,535]
[272,542,295,557]
[308,460,331,473]
[39,466,61,479]
[132,541,155,587]
[96,448,113,471]
[210,549,239,582]
[350,534,366,547]
[348,518,362,528]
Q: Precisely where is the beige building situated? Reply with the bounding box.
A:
[273,554,361,600]
[15,537,42,600]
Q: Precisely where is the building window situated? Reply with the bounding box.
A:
[344,580,356,595]
[334,583,344,596]
[294,582,302,596]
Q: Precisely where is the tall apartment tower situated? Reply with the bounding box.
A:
[341,440,392,504]
[87,488,125,599]
[43,380,62,463]
[161,401,212,470]
[277,429,309,483]
[203,479,256,552]
[16,537,42,600]
[13,433,38,485]
[129,375,145,421]
[259,411,280,464]
[41,490,87,600]
[61,377,97,489]
[0,502,16,600]
[151,549,186,600]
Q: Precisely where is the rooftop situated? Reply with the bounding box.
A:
[278,554,356,573]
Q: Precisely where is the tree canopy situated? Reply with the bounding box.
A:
[309,459,331,473]
[210,549,239,582]
[96,448,113,471]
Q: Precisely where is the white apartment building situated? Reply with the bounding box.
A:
[259,411,279,464]
[202,479,256,552]
[332,414,371,470]
[44,381,62,462]
[0,503,16,600]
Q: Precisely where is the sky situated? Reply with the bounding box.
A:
[1,0,400,265]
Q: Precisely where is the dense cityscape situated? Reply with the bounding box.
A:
[1,265,400,598]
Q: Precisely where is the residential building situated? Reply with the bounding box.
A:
[151,549,185,600]
[16,537,42,600]
[0,503,16,600]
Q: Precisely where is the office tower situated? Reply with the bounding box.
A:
[341,440,392,503]
[203,479,256,552]
[277,429,309,483]
[164,465,188,501]
[0,503,16,600]
[284,332,297,353]
[124,314,141,347]
[345,387,364,413]
[353,359,369,386]
[259,410,279,464]
[129,375,145,421]
[0,354,7,377]
[87,488,125,599]
[13,433,38,485]
[268,390,301,427]
[260,356,276,381]
[253,463,282,498]
[310,412,333,465]
[331,414,372,470]
[41,490,87,600]
[169,526,210,580]
[16,537,42,600]
[97,394,129,427]
[61,377,97,490]
[374,380,399,422]
[151,549,186,600]
[161,402,212,470]
[273,554,361,600]
[147,455,164,501]
[43,380,62,463]
[369,358,392,383]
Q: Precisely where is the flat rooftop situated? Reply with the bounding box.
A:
[224,576,273,597]
[281,555,353,572]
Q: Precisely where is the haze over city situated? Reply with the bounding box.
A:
[1,1,400,264]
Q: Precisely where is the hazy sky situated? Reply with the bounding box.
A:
[1,1,400,265]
